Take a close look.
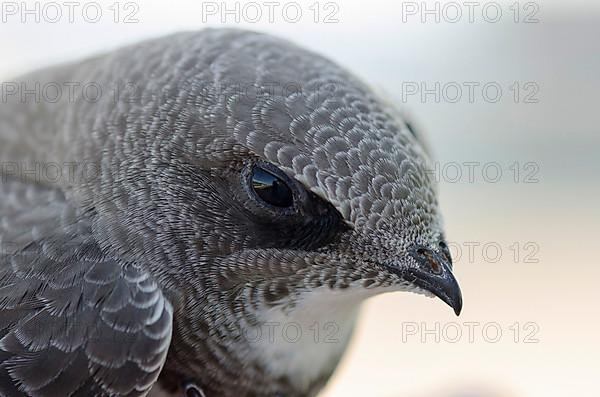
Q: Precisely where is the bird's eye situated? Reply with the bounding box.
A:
[251,166,294,208]
[183,382,205,397]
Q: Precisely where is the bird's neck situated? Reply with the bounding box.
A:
[243,285,364,393]
[163,283,396,396]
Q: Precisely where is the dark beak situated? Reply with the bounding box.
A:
[404,245,463,316]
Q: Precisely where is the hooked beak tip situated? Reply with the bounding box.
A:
[450,293,463,316]
[406,245,463,316]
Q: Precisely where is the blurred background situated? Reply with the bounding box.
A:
[1,0,598,396]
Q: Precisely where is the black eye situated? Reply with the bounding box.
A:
[251,166,294,208]
[183,382,205,397]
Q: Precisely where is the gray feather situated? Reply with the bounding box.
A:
[1,28,459,397]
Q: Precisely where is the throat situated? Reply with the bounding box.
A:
[244,286,370,392]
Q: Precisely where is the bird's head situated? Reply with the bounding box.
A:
[191,151,463,316]
[78,30,461,318]
[66,29,463,395]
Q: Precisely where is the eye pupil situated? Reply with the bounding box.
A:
[251,167,294,208]
[183,382,205,397]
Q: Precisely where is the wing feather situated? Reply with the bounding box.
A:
[0,180,173,397]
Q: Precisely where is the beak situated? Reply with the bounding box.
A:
[403,245,463,316]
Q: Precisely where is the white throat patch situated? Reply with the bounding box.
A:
[242,284,397,391]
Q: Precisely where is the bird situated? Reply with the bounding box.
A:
[0,28,462,397]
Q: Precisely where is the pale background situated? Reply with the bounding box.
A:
[1,0,599,396]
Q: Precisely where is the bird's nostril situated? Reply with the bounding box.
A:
[415,247,442,275]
